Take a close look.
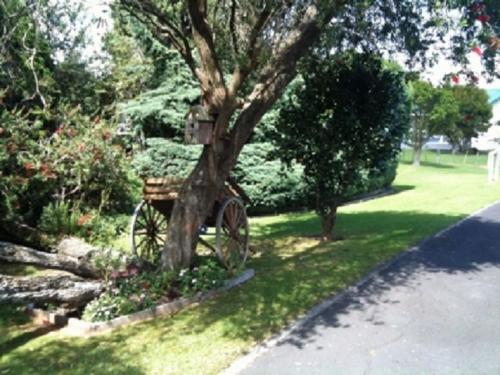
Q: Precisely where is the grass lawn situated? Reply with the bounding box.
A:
[1,160,500,374]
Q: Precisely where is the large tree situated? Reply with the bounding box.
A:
[408,81,460,166]
[115,0,500,270]
[444,85,493,151]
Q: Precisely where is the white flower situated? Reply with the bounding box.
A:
[191,278,197,284]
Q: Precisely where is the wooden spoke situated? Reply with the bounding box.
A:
[130,200,168,265]
[215,198,249,272]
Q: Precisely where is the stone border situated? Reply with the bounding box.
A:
[61,269,255,336]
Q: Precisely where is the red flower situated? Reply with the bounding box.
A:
[477,14,490,23]
[471,46,483,56]
[451,75,460,84]
[143,282,150,290]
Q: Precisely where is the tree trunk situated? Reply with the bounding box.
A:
[161,141,236,270]
[0,240,100,278]
[0,274,103,308]
[413,145,422,166]
[320,206,338,242]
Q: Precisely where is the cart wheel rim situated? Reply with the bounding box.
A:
[130,200,168,265]
[215,197,249,271]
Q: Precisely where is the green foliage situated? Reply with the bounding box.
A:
[82,260,227,322]
[233,143,306,214]
[82,269,176,322]
[38,201,81,236]
[274,52,410,236]
[0,106,134,239]
[177,259,228,295]
[82,292,137,322]
[407,81,461,163]
[444,85,493,150]
[131,138,202,178]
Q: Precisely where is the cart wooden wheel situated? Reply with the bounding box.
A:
[215,197,249,271]
[130,200,167,264]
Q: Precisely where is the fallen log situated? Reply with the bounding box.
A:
[0,274,104,308]
[0,241,100,278]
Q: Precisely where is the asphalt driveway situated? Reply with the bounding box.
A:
[235,202,500,374]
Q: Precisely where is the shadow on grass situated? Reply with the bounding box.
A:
[0,325,58,355]
[399,160,456,169]
[3,208,499,373]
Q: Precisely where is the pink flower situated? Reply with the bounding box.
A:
[471,46,483,56]
[451,75,460,84]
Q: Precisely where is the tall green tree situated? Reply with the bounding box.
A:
[274,53,409,241]
[444,85,493,151]
[408,81,460,166]
[115,0,499,270]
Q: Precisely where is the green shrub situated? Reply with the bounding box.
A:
[0,107,135,238]
[177,259,228,295]
[82,269,176,322]
[131,138,201,178]
[38,201,81,236]
[233,143,306,214]
[82,292,138,322]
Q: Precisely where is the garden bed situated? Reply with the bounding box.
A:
[61,269,255,336]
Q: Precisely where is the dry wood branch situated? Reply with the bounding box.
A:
[0,241,100,278]
[0,274,104,307]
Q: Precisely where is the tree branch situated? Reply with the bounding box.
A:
[188,0,227,109]
[229,3,343,155]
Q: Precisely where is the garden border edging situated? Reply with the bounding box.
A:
[61,268,255,336]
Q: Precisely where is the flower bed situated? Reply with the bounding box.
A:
[62,269,254,336]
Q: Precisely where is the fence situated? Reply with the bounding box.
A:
[487,148,500,182]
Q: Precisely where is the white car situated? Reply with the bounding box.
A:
[422,135,453,151]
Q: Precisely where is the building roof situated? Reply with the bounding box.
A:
[487,89,500,105]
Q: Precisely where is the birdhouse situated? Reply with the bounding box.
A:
[185,105,215,145]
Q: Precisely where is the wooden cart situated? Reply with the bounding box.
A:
[130,177,251,270]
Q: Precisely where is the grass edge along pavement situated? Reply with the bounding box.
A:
[2,161,500,374]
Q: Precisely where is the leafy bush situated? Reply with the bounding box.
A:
[233,143,306,214]
[177,258,228,295]
[82,260,228,322]
[82,268,176,322]
[0,107,135,237]
[82,292,137,322]
[38,201,82,236]
[131,138,202,178]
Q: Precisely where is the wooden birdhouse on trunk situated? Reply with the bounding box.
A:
[185,105,215,145]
